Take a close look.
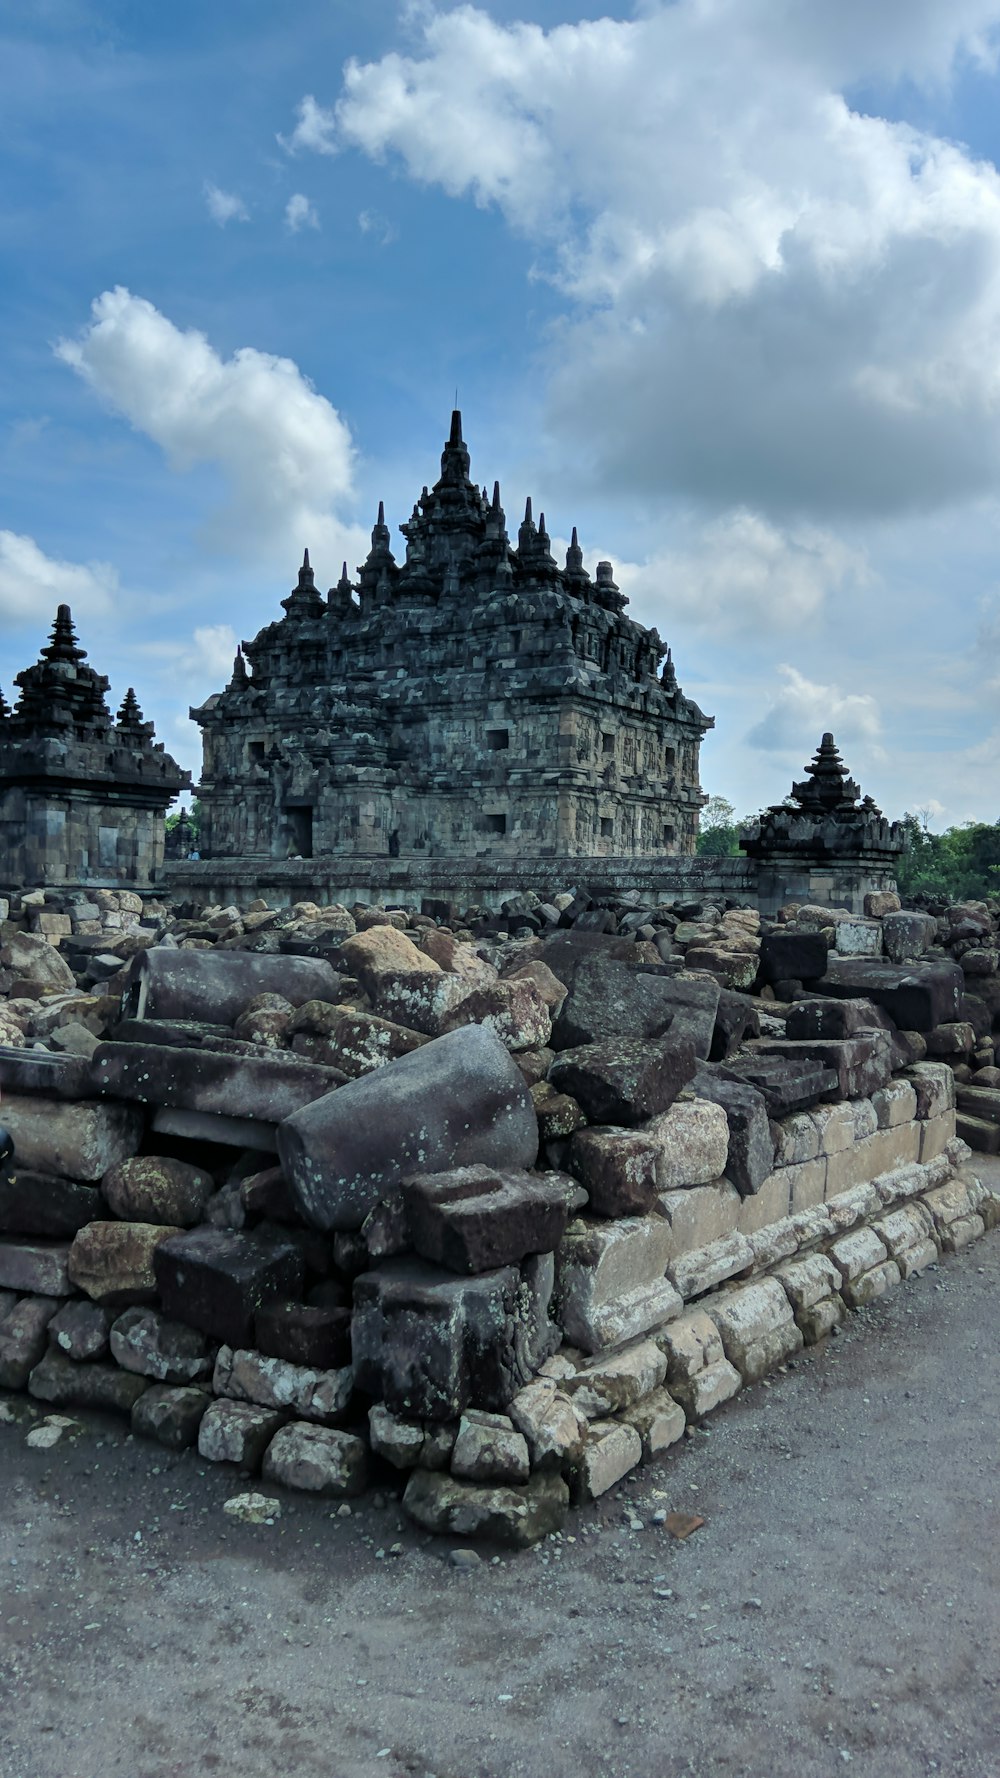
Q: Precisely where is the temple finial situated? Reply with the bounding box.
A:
[449,409,463,446]
[492,481,502,512]
[377,500,385,526]
[42,604,87,666]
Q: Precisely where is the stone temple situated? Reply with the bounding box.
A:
[192,413,712,866]
[0,606,189,891]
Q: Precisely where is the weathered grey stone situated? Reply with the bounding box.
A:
[212,1345,353,1424]
[690,1073,775,1196]
[552,957,719,1054]
[554,1216,680,1354]
[567,1126,660,1218]
[153,1227,305,1348]
[451,1409,530,1484]
[0,930,75,992]
[0,1094,144,1183]
[621,1386,686,1460]
[704,1279,804,1382]
[123,945,339,1024]
[881,911,938,964]
[0,1168,100,1239]
[441,979,552,1051]
[368,1404,426,1470]
[548,1034,697,1129]
[570,1419,643,1501]
[645,1099,730,1191]
[0,1293,59,1388]
[401,1164,583,1274]
[48,1298,115,1360]
[132,1383,210,1448]
[262,1423,368,1497]
[254,1299,351,1370]
[93,1041,339,1127]
[562,1338,667,1418]
[278,1025,539,1232]
[197,1399,286,1469]
[507,1379,587,1472]
[667,1230,754,1300]
[655,1179,742,1258]
[68,1221,181,1306]
[28,1346,149,1414]
[402,1467,570,1548]
[322,1011,429,1078]
[828,1226,889,1284]
[101,1156,212,1228]
[109,1306,213,1383]
[0,1238,73,1296]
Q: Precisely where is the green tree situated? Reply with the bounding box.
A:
[895,811,1000,902]
[697,795,743,857]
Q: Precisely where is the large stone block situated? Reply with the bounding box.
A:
[621,1387,686,1460]
[749,1034,894,1102]
[374,970,479,1036]
[0,1168,99,1239]
[401,1164,583,1274]
[655,1178,742,1256]
[551,956,718,1055]
[109,1306,212,1382]
[262,1423,368,1497]
[93,1042,339,1127]
[69,1221,181,1306]
[340,926,440,998]
[554,1215,680,1353]
[690,1073,774,1196]
[101,1156,212,1228]
[451,1409,530,1484]
[645,1099,730,1191]
[28,1346,149,1415]
[441,979,552,1051]
[0,1094,144,1183]
[352,1257,545,1421]
[48,1298,115,1359]
[213,1344,353,1424]
[705,1278,803,1382]
[402,1467,569,1548]
[568,1126,661,1218]
[570,1419,643,1501]
[278,1025,538,1232]
[785,997,889,1041]
[153,1228,305,1347]
[813,959,963,1033]
[507,1379,587,1471]
[548,1033,696,1128]
[197,1400,286,1469]
[132,1383,210,1449]
[667,1230,754,1300]
[123,946,340,1023]
[758,931,828,985]
[562,1338,667,1418]
[0,1293,59,1388]
[881,911,938,964]
[254,1300,351,1370]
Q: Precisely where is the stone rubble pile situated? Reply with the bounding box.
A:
[0,880,998,1547]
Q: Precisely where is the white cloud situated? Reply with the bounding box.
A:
[278,94,337,156]
[0,530,117,625]
[617,510,870,633]
[183,624,241,683]
[358,208,396,245]
[285,192,320,233]
[55,287,358,565]
[746,664,883,754]
[315,1,1000,521]
[203,182,249,227]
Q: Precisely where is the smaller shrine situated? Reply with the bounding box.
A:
[740,733,905,913]
[0,606,190,891]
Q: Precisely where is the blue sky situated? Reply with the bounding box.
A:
[5,1,1000,829]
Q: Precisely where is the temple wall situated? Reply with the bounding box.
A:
[0,787,168,892]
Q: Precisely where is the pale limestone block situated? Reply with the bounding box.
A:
[670,1358,741,1420]
[573,1419,642,1501]
[849,1100,879,1140]
[786,1156,827,1215]
[897,1239,939,1278]
[668,1230,754,1301]
[622,1387,686,1460]
[811,1103,856,1157]
[873,1202,935,1259]
[773,1252,842,1312]
[655,1307,723,1381]
[941,1213,986,1250]
[645,1100,730,1191]
[835,919,883,956]
[772,1112,821,1168]
[828,1226,889,1284]
[451,1411,530,1485]
[826,1182,882,1232]
[705,1278,800,1381]
[919,1112,957,1162]
[873,1162,931,1208]
[563,1339,667,1420]
[798,1296,847,1342]
[906,1062,956,1119]
[655,1178,741,1257]
[507,1380,586,1472]
[844,1260,901,1306]
[871,1081,918,1129]
[737,1170,789,1236]
[555,1216,680,1354]
[747,1217,800,1270]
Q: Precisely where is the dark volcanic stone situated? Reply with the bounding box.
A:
[749,1032,894,1101]
[153,1227,304,1348]
[709,990,761,1061]
[719,1055,839,1117]
[813,958,963,1033]
[551,956,719,1056]
[92,1041,342,1125]
[401,1165,585,1274]
[785,997,891,1041]
[278,1025,539,1233]
[759,932,828,985]
[254,1299,352,1369]
[548,1034,696,1127]
[132,1383,210,1450]
[691,1070,775,1197]
[0,1168,100,1238]
[28,1346,149,1415]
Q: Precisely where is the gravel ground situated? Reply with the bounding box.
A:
[2,1221,999,1778]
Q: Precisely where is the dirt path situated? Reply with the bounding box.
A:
[2,1224,999,1778]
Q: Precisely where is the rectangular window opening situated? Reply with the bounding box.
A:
[662,823,675,845]
[600,817,614,839]
[601,732,615,754]
[248,741,265,763]
[485,728,510,751]
[485,813,507,835]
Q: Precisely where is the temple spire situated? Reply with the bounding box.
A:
[116,686,149,732]
[228,647,250,690]
[281,547,325,618]
[42,604,87,666]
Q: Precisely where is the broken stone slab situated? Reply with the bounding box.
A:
[111,1018,238,1050]
[149,1107,279,1154]
[213,1344,353,1425]
[690,1071,774,1197]
[0,1047,96,1100]
[548,1034,697,1128]
[68,1221,181,1306]
[0,1093,144,1183]
[92,1042,341,1126]
[562,1338,667,1419]
[667,1230,754,1300]
[28,1346,149,1415]
[0,1294,60,1389]
[554,1215,680,1354]
[567,1126,661,1218]
[122,947,340,1024]
[101,1155,213,1227]
[758,931,828,985]
[400,1164,584,1274]
[717,1056,839,1117]
[772,1253,842,1315]
[644,1099,730,1191]
[278,1025,539,1233]
[340,926,441,999]
[506,1379,587,1472]
[0,1238,73,1296]
[373,971,478,1037]
[881,911,938,965]
[0,930,76,994]
[704,1279,803,1383]
[785,997,891,1041]
[441,978,552,1052]
[669,1358,742,1420]
[368,1404,430,1471]
[320,1011,429,1078]
[709,990,760,1061]
[451,1409,530,1484]
[262,1422,369,1497]
[621,1387,686,1460]
[551,957,719,1055]
[0,1168,100,1238]
[253,1300,351,1370]
[197,1399,286,1470]
[352,1256,548,1421]
[132,1383,210,1449]
[109,1306,213,1383]
[748,1033,894,1102]
[402,1467,570,1548]
[812,958,962,1033]
[569,1419,643,1502]
[153,1228,305,1348]
[47,1298,115,1360]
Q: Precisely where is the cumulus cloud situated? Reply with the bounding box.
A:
[285,192,320,232]
[278,94,337,156]
[203,182,249,227]
[618,510,870,633]
[0,530,117,626]
[746,664,883,755]
[307,0,1000,521]
[358,208,397,245]
[55,288,357,565]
